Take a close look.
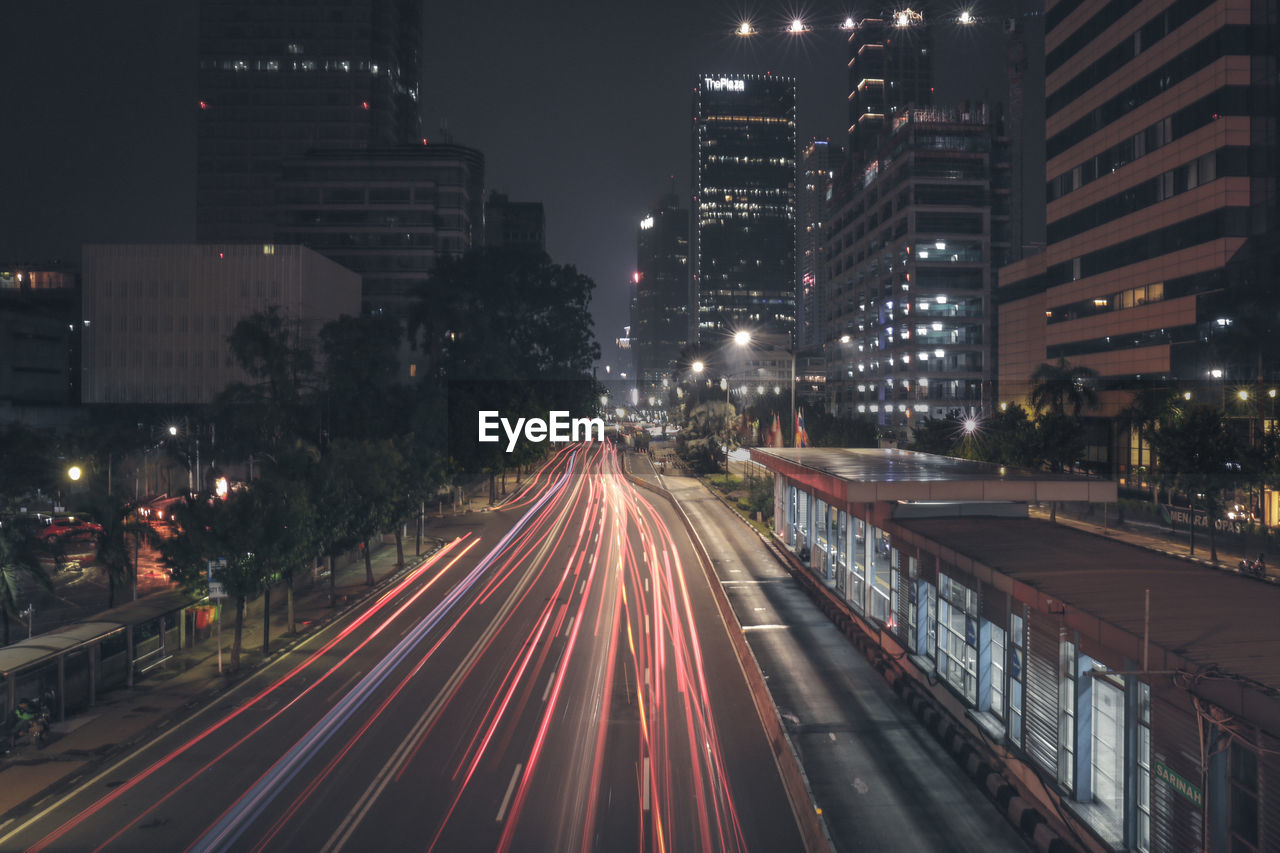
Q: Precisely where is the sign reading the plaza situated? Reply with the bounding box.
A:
[207,558,228,599]
[704,77,745,92]
[1154,760,1203,807]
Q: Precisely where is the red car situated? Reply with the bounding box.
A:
[36,515,103,544]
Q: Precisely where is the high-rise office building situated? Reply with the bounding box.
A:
[632,193,689,399]
[197,0,423,243]
[824,11,1008,442]
[273,143,485,382]
[485,193,546,253]
[81,245,360,405]
[847,10,933,164]
[798,140,843,352]
[691,74,797,344]
[825,106,1010,441]
[996,0,1280,480]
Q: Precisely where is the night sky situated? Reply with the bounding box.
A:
[0,1,1005,375]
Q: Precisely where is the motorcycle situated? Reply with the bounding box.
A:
[1239,557,1267,578]
[8,691,53,750]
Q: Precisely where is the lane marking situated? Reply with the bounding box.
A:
[542,671,556,702]
[496,764,523,823]
[641,757,650,812]
[563,615,574,638]
[741,624,789,632]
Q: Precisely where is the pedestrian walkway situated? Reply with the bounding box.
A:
[0,499,491,823]
[1029,503,1274,581]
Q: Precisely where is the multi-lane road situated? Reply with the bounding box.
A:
[1,443,805,852]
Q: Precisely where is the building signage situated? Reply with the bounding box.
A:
[1154,760,1203,807]
[207,558,228,599]
[704,77,745,92]
[1162,505,1247,535]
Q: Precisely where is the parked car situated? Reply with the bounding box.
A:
[35,514,102,545]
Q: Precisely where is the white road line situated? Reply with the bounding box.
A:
[741,624,789,631]
[642,757,651,811]
[564,615,575,637]
[542,670,556,702]
[497,763,524,823]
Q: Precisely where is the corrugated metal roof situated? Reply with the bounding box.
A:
[753,447,1117,503]
[0,590,195,677]
[897,516,1280,692]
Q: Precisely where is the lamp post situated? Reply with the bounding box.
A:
[735,331,795,445]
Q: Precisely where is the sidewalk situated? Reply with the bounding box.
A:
[1029,503,1274,581]
[0,491,495,823]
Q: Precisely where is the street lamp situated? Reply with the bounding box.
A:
[735,331,796,446]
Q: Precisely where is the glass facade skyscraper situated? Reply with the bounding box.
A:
[691,74,797,344]
[197,0,423,243]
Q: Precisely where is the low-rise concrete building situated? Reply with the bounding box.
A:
[754,447,1278,852]
[81,244,359,405]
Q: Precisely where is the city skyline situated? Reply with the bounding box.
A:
[0,1,1007,375]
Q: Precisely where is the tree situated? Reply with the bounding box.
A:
[0,520,51,645]
[1116,387,1181,502]
[319,313,404,442]
[161,492,272,672]
[216,307,318,450]
[1148,404,1243,562]
[85,491,156,609]
[329,439,404,586]
[1029,358,1100,417]
[908,414,965,456]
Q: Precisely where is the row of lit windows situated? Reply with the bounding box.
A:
[704,155,795,167]
[1047,282,1164,325]
[700,115,793,125]
[204,58,378,73]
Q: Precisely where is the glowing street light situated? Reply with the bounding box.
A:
[957,10,974,24]
[788,18,808,33]
[692,360,705,374]
[67,465,82,481]
[737,20,755,36]
[735,330,797,445]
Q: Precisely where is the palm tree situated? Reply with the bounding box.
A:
[1148,404,1242,562]
[1029,358,1100,417]
[87,492,156,609]
[1116,387,1181,502]
[0,520,51,645]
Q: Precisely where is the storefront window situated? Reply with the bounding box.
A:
[1059,640,1077,792]
[937,573,978,704]
[850,518,867,610]
[1136,682,1151,852]
[1009,612,1024,748]
[869,527,892,622]
[988,625,1006,716]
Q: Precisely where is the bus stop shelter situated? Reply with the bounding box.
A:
[0,590,195,722]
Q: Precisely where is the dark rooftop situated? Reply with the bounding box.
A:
[895,516,1280,695]
[752,448,1116,504]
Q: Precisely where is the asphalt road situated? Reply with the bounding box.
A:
[0,444,803,852]
[666,475,1030,853]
